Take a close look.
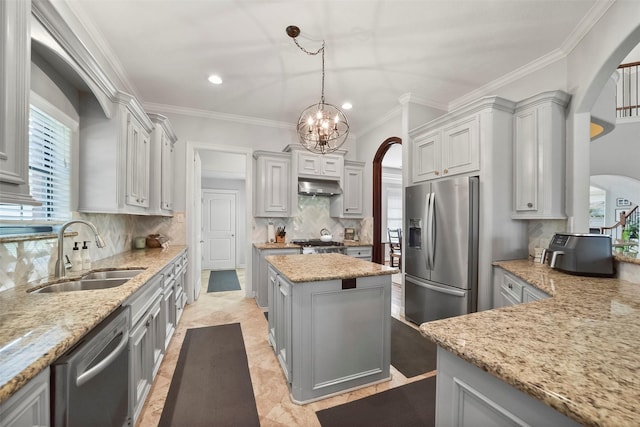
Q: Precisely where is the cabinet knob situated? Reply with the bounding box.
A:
[527,202,533,208]
[508,283,513,289]
[434,171,440,176]
[443,169,449,174]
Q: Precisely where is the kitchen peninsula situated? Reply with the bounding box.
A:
[421,259,640,427]
[265,253,398,403]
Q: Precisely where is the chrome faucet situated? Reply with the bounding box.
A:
[56,220,106,277]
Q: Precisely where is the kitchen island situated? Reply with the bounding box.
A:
[421,259,640,427]
[265,253,398,404]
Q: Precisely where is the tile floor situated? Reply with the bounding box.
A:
[136,269,434,426]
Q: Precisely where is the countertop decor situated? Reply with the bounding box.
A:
[420,259,640,427]
[0,245,187,403]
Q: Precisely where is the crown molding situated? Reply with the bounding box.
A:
[142,102,296,130]
[558,0,615,56]
[398,93,447,111]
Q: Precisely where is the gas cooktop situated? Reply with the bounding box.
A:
[291,239,344,247]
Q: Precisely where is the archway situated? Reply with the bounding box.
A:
[372,136,402,264]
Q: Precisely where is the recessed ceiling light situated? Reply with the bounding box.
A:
[342,102,353,110]
[208,75,223,85]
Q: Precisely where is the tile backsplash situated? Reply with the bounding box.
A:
[0,212,186,290]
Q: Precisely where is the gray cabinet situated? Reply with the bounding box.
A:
[78,92,154,214]
[254,151,291,217]
[345,246,372,261]
[512,91,571,219]
[148,113,177,216]
[253,246,300,308]
[436,347,580,427]
[0,367,49,427]
[297,151,343,179]
[330,161,365,218]
[0,0,38,206]
[494,267,549,308]
[275,275,292,382]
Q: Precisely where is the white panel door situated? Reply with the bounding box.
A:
[202,190,236,270]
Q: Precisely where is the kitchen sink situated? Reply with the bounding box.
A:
[31,278,130,293]
[81,269,145,280]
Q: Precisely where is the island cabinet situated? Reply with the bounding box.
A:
[493,267,549,308]
[265,253,394,404]
[78,92,154,215]
[0,0,39,207]
[436,348,580,427]
[254,151,291,217]
[147,113,178,216]
[0,368,49,427]
[512,91,571,219]
[330,160,365,218]
[253,245,300,308]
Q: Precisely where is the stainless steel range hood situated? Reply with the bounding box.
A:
[298,178,342,197]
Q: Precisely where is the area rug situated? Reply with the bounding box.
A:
[316,376,436,427]
[158,324,260,427]
[391,317,438,378]
[207,269,241,292]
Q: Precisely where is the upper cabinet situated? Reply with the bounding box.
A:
[412,113,480,183]
[254,151,291,217]
[0,0,39,206]
[512,91,571,219]
[78,92,154,215]
[330,160,365,218]
[297,151,343,180]
[148,113,177,216]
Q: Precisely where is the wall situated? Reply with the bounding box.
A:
[591,120,640,181]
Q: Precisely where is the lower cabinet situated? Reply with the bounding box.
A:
[254,246,300,308]
[345,246,372,261]
[436,347,580,427]
[494,267,549,308]
[0,368,49,427]
[275,275,292,382]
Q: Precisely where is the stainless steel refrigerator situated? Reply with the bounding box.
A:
[404,176,479,324]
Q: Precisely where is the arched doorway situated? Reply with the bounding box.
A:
[372,137,402,264]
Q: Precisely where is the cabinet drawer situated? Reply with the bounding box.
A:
[124,274,163,327]
[346,246,372,258]
[501,274,523,303]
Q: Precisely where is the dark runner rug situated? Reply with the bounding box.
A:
[391,317,438,378]
[316,376,436,427]
[158,324,260,427]
[207,269,241,292]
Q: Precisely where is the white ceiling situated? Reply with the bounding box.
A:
[66,0,605,135]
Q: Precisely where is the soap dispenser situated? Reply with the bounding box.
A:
[82,241,92,270]
[71,242,82,272]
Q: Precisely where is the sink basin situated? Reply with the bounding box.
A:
[32,278,130,293]
[81,269,145,280]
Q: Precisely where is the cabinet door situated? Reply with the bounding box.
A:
[321,155,342,178]
[0,0,38,206]
[298,152,321,175]
[0,367,49,427]
[150,300,163,378]
[162,285,176,350]
[276,276,292,383]
[160,132,174,210]
[442,115,480,177]
[129,315,152,422]
[412,130,441,183]
[261,156,290,216]
[342,165,364,215]
[267,266,278,349]
[513,108,539,214]
[125,115,150,208]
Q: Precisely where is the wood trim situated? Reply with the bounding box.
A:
[372,137,402,264]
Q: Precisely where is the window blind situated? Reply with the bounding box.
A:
[0,105,72,222]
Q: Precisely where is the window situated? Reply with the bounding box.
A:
[589,186,606,229]
[0,104,72,223]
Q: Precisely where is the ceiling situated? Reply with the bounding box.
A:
[65,0,604,135]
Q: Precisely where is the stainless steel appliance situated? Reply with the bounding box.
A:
[292,239,346,254]
[52,306,131,427]
[541,232,614,277]
[404,176,479,324]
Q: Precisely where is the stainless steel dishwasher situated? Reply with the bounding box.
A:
[52,306,131,427]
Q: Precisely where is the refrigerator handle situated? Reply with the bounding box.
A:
[427,192,436,269]
[423,192,431,270]
[411,278,467,297]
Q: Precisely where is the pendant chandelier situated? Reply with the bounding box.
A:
[286,25,349,155]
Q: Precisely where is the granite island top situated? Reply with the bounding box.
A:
[420,259,640,427]
[0,245,186,403]
[265,253,396,283]
[253,241,372,250]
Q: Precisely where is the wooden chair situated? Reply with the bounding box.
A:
[388,228,402,268]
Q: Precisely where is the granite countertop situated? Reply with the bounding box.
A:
[265,253,397,283]
[0,245,186,403]
[420,259,640,427]
[253,242,301,250]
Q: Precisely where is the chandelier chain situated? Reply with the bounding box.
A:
[292,38,326,104]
